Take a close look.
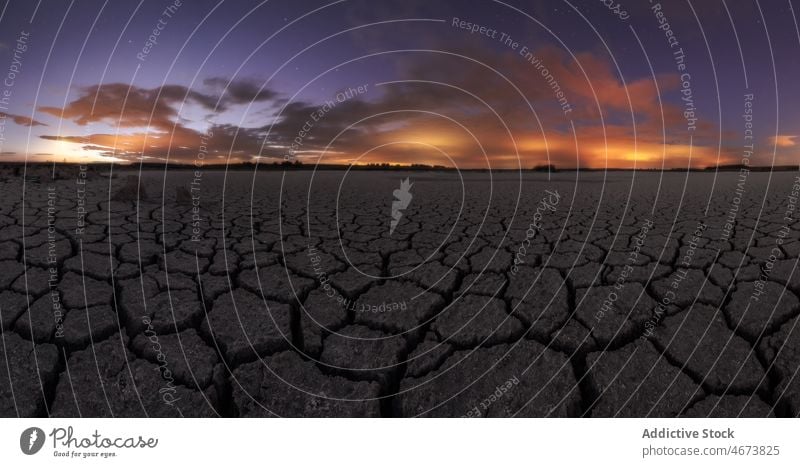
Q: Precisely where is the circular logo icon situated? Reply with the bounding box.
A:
[20,427,45,455]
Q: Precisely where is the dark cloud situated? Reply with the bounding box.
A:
[2,113,47,127]
[204,77,279,105]
[39,83,215,129]
[38,78,280,130]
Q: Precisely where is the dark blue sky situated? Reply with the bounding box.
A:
[0,0,797,168]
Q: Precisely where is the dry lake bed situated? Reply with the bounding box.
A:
[1,168,799,417]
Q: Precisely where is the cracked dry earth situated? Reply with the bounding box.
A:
[2,168,799,417]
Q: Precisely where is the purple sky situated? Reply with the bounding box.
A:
[0,0,797,168]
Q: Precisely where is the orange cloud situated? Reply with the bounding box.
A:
[770,135,797,147]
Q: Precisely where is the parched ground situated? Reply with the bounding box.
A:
[1,167,798,417]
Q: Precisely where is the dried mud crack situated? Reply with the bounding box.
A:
[1,169,798,417]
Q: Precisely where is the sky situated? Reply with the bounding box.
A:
[0,0,798,169]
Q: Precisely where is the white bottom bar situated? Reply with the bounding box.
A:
[2,418,797,466]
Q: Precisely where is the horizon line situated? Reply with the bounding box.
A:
[2,161,798,172]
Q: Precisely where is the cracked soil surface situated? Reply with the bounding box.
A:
[1,168,799,417]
